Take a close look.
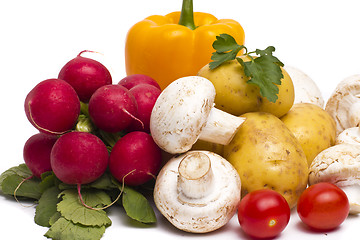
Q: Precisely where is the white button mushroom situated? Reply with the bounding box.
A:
[309,144,360,214]
[153,150,241,233]
[150,76,245,154]
[325,74,360,135]
[336,127,360,145]
[284,66,324,108]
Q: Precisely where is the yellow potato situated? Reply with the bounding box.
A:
[197,57,295,118]
[223,112,308,208]
[191,140,224,157]
[280,103,336,166]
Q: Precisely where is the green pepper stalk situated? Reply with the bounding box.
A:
[178,0,196,30]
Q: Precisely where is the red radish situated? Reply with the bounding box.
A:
[23,133,58,178]
[109,131,162,186]
[24,79,80,135]
[127,84,161,132]
[59,50,112,102]
[118,74,160,90]
[50,131,109,185]
[88,84,140,133]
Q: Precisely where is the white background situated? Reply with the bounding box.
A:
[1,0,359,239]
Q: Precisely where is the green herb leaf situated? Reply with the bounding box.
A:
[39,172,59,193]
[0,164,33,191]
[209,34,245,70]
[122,186,156,223]
[209,33,284,103]
[8,163,33,178]
[49,212,62,226]
[35,186,61,227]
[89,172,119,191]
[58,172,118,191]
[57,189,112,227]
[44,217,105,240]
[237,46,284,103]
[1,174,42,199]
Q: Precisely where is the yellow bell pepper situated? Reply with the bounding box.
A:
[125,0,245,90]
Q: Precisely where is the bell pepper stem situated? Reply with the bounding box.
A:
[178,0,196,30]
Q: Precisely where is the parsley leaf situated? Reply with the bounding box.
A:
[209,34,245,70]
[209,33,284,103]
[237,46,284,103]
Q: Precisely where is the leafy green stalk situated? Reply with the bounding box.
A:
[209,33,284,103]
[80,102,90,117]
[178,0,196,30]
[98,130,126,150]
[75,115,95,133]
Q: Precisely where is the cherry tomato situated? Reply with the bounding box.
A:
[297,182,349,231]
[237,189,290,239]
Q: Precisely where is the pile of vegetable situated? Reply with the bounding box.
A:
[1,50,163,239]
[1,0,360,239]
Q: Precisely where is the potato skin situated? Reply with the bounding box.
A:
[258,69,294,117]
[280,103,336,166]
[191,139,224,157]
[197,58,295,118]
[223,112,308,208]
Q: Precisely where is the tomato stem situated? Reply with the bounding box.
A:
[269,219,277,227]
[178,0,196,30]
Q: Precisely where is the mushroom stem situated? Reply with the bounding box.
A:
[198,107,245,145]
[340,184,360,214]
[150,76,246,154]
[177,152,214,199]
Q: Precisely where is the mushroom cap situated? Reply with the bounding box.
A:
[325,74,360,135]
[284,66,324,108]
[336,127,360,145]
[309,144,360,214]
[153,150,241,233]
[309,143,360,186]
[150,76,215,154]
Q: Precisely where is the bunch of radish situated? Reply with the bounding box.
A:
[23,50,163,204]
